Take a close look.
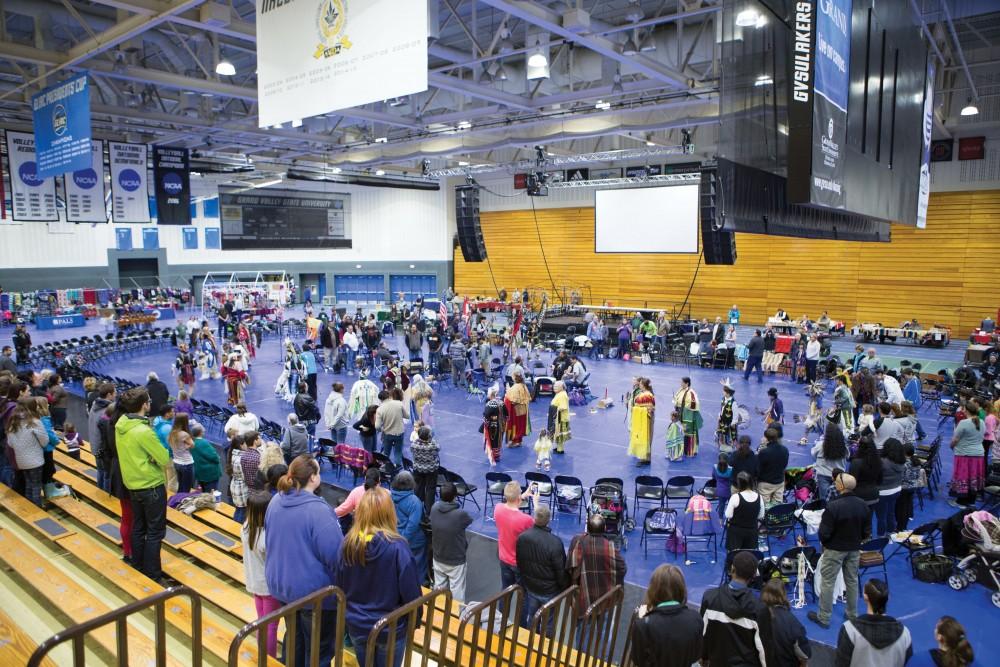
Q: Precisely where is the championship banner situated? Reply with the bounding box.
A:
[109,141,150,223]
[152,146,191,225]
[916,57,934,229]
[809,0,852,209]
[256,0,428,127]
[31,72,92,179]
[63,140,107,223]
[4,131,59,221]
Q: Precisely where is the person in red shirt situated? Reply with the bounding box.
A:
[494,480,538,619]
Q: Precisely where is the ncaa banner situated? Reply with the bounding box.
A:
[810,0,852,209]
[915,57,934,229]
[4,131,59,221]
[152,146,191,225]
[109,141,150,223]
[256,0,428,127]
[31,71,92,179]
[62,140,107,223]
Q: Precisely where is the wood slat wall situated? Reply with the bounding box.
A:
[454,190,1000,333]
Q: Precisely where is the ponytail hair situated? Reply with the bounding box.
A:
[936,616,974,667]
[276,454,319,493]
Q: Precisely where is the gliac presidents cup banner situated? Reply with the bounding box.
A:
[256,0,428,127]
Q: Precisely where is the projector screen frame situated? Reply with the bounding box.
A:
[593,183,701,255]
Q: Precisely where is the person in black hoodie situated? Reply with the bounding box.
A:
[809,472,870,629]
[515,505,568,625]
[630,564,702,667]
[292,381,320,437]
[701,551,773,667]
[835,579,912,667]
[145,372,170,418]
[761,579,811,666]
[849,436,883,534]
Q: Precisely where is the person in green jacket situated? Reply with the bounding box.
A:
[190,422,222,493]
[115,387,171,583]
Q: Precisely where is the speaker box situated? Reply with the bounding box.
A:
[700,167,736,265]
[456,185,487,262]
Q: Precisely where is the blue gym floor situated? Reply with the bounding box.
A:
[5,311,994,663]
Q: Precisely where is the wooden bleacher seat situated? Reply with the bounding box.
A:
[0,608,57,667]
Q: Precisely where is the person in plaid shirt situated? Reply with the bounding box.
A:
[567,514,627,612]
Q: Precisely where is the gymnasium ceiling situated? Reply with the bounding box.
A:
[0,0,998,178]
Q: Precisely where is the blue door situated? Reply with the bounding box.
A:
[389,275,437,302]
[335,275,384,303]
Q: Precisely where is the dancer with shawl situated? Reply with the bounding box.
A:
[627,378,655,465]
[548,381,572,454]
[236,321,255,360]
[408,374,434,425]
[174,343,197,397]
[833,372,855,434]
[504,372,532,447]
[673,376,703,457]
[221,348,249,405]
[348,369,381,420]
[482,386,505,465]
[716,379,738,453]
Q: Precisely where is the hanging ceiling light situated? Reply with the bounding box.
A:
[499,24,514,54]
[527,39,548,68]
[960,98,979,116]
[735,9,760,27]
[621,33,640,56]
[215,57,236,76]
[478,63,493,84]
[495,61,508,81]
[639,31,657,52]
[610,68,624,96]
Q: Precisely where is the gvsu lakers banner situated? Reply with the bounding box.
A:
[63,140,107,223]
[109,141,150,223]
[809,0,852,209]
[256,0,427,127]
[4,131,59,221]
[31,72,92,179]
[152,146,191,225]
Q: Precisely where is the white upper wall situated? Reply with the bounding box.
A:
[0,175,449,268]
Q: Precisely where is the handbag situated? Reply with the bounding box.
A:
[912,553,952,583]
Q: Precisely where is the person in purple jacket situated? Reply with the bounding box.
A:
[264,455,342,667]
[339,485,423,667]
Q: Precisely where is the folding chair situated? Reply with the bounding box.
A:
[554,475,586,522]
[762,502,801,552]
[665,475,695,508]
[858,537,890,588]
[525,471,555,510]
[640,507,679,559]
[444,469,480,511]
[633,475,665,518]
[484,472,513,520]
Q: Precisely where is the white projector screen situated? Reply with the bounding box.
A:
[594,185,700,253]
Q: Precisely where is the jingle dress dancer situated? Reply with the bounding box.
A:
[627,379,655,465]
[673,377,703,457]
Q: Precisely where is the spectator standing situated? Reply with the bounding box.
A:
[0,345,17,374]
[352,404,379,455]
[339,486,422,667]
[835,579,912,666]
[729,435,760,483]
[930,616,974,667]
[628,564,702,667]
[6,405,47,506]
[701,551,772,667]
[224,402,260,437]
[335,467,382,519]
[805,334,821,383]
[410,425,440,516]
[426,326,443,372]
[809,472,870,629]
[47,374,68,429]
[167,413,195,493]
[391,471,428,585]
[300,342,319,400]
[949,400,985,507]
[281,414,310,463]
[725,471,765,550]
[242,491,279,658]
[812,421,850,501]
[145,372,169,418]
[762,579,811,667]
[89,382,117,492]
[515,505,569,623]
[265,456,342,667]
[495,481,536,601]
[405,324,423,362]
[567,514,627,613]
[115,388,171,583]
[876,439,906,536]
[293,382,320,437]
[324,382,349,443]
[744,329,765,383]
[375,389,409,466]
[430,482,473,601]
[190,422,221,493]
[757,428,789,505]
[449,336,468,388]
[850,437,883,525]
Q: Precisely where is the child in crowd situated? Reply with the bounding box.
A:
[174,390,194,416]
[410,420,425,448]
[168,413,195,494]
[534,428,553,471]
[665,410,684,462]
[63,422,81,460]
[29,397,69,499]
[190,422,222,493]
[241,491,279,658]
[858,403,876,434]
[712,453,732,519]
[897,443,925,531]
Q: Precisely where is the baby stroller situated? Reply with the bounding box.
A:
[588,479,629,551]
[948,511,1000,609]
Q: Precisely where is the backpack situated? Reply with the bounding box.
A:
[647,508,676,531]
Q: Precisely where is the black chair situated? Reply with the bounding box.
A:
[720,549,765,588]
[639,507,679,558]
[633,475,665,518]
[762,502,801,552]
[484,472,513,519]
[316,437,338,473]
[682,515,718,564]
[776,546,818,602]
[554,475,585,522]
[858,537,890,588]
[665,475,695,507]
[372,452,398,486]
[890,520,942,577]
[444,470,480,511]
[525,471,555,509]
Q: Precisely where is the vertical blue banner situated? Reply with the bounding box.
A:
[142,227,159,249]
[203,197,219,218]
[810,0,853,209]
[115,228,132,251]
[182,226,199,249]
[916,57,934,229]
[204,227,221,249]
[31,72,92,179]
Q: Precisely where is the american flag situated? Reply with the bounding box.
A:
[438,300,448,326]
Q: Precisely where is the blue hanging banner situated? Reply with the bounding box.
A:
[142,227,159,249]
[31,71,92,179]
[115,227,133,251]
[204,227,221,249]
[182,226,199,249]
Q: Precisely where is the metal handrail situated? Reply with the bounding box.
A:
[455,585,524,667]
[365,587,452,667]
[228,585,346,667]
[575,585,625,667]
[616,608,640,667]
[26,585,203,667]
[523,585,580,667]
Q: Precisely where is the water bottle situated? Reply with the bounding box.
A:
[212,490,222,503]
